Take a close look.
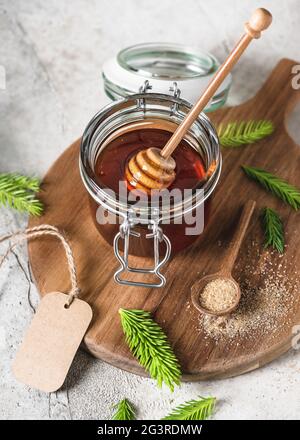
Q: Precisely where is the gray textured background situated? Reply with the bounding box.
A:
[0,0,300,420]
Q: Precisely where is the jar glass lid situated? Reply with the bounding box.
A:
[102,43,231,112]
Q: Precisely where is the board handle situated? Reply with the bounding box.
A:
[252,58,300,125]
[160,8,272,160]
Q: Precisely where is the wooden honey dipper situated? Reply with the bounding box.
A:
[126,8,272,192]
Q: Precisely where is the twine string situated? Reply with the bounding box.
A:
[0,224,79,307]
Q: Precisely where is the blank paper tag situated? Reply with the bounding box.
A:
[12,292,93,393]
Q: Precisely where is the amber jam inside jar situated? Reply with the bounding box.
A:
[91,125,209,256]
[80,92,221,287]
[94,128,206,193]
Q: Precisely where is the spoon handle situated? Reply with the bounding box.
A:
[219,200,256,276]
[160,8,272,160]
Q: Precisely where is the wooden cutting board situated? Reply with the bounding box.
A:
[28,59,300,380]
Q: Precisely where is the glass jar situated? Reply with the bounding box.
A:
[80,85,221,288]
[102,43,231,112]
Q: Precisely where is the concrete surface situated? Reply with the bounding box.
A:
[0,0,300,420]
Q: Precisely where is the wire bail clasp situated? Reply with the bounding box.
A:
[138,80,153,111]
[169,82,181,115]
[113,214,171,288]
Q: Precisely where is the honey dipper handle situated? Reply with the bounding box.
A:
[160,8,272,159]
[219,200,256,276]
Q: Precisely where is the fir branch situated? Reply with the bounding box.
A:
[242,166,300,210]
[119,309,181,392]
[262,207,285,253]
[0,173,43,216]
[218,120,274,147]
[163,397,216,420]
[112,398,135,421]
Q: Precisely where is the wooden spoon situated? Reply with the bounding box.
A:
[126,8,272,192]
[191,200,256,316]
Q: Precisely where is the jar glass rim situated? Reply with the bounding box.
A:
[117,42,219,81]
[102,42,231,111]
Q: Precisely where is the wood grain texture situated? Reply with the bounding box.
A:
[28,59,300,380]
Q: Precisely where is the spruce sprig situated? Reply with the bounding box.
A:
[112,398,135,421]
[0,173,43,215]
[119,309,181,392]
[242,166,300,210]
[262,208,285,253]
[218,120,274,147]
[163,397,216,420]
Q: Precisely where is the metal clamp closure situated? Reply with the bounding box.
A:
[137,80,182,116]
[113,217,171,288]
[138,80,152,111]
[169,82,181,114]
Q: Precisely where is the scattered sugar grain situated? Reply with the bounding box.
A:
[199,246,299,343]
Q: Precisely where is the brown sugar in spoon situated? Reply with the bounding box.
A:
[191,200,256,316]
[126,8,272,192]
